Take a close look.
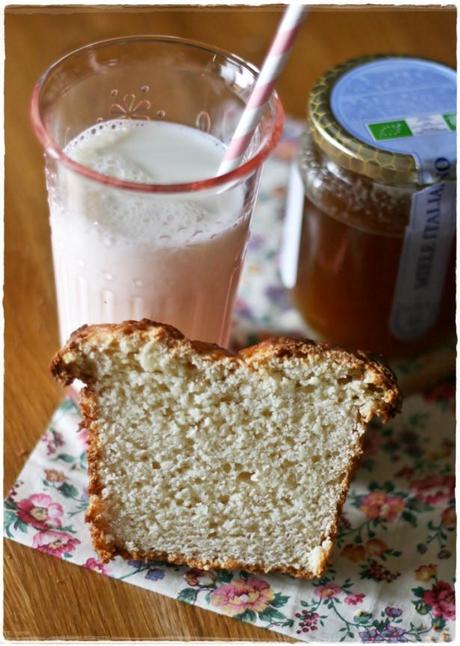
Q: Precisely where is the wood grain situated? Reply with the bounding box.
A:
[4,4,456,641]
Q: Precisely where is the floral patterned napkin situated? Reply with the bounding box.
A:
[4,121,455,642]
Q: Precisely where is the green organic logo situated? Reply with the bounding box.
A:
[443,113,456,131]
[368,120,413,141]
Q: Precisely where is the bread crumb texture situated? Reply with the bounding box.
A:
[51,320,400,579]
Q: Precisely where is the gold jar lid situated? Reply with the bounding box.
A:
[308,55,456,185]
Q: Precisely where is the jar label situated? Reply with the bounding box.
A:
[368,113,456,141]
[390,180,456,340]
[280,163,305,289]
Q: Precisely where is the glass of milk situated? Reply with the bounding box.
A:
[31,36,284,347]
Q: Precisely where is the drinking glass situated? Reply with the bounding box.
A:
[31,36,284,347]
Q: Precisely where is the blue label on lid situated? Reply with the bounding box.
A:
[330,57,457,183]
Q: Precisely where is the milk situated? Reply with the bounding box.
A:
[49,120,248,346]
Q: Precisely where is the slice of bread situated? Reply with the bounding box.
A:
[51,319,400,579]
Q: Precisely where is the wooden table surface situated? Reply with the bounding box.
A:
[4,4,456,641]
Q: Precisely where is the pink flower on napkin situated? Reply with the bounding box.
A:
[314,583,341,599]
[360,491,405,521]
[17,493,64,529]
[344,593,365,605]
[423,581,456,620]
[83,557,108,575]
[210,576,274,616]
[410,475,455,506]
[33,529,80,557]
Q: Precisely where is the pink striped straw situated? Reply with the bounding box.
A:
[217,3,307,176]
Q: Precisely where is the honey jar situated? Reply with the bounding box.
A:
[281,56,456,358]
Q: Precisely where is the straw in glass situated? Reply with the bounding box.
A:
[217,3,307,176]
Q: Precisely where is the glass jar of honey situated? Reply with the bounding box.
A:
[281,56,456,358]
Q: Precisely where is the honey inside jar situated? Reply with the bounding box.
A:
[284,56,456,359]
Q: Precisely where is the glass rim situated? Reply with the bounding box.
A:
[30,34,285,193]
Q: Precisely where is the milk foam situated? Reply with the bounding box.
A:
[62,120,243,248]
[66,119,224,182]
